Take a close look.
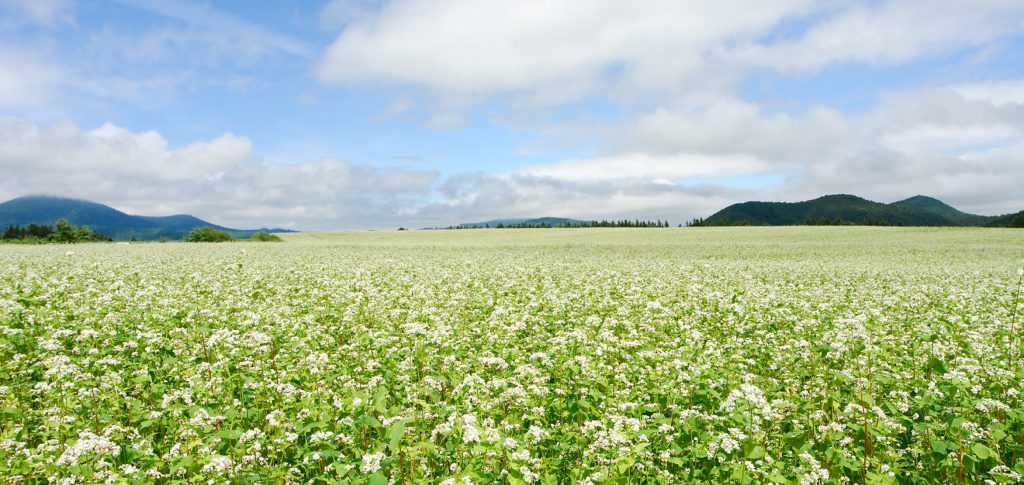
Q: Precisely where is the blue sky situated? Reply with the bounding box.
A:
[1,0,1023,229]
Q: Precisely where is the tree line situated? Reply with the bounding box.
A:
[446,219,672,229]
[2,219,112,243]
[685,217,905,227]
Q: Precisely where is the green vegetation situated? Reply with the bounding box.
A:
[699,194,1020,227]
[453,217,670,229]
[986,211,1024,228]
[184,226,234,242]
[0,228,1022,483]
[250,231,283,242]
[1,219,111,243]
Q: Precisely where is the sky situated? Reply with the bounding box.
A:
[0,0,1023,230]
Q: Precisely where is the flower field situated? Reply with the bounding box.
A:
[0,227,1022,484]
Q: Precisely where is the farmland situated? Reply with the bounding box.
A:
[0,227,1022,483]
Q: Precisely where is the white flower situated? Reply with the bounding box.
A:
[201,456,234,475]
[56,432,120,466]
[360,452,384,474]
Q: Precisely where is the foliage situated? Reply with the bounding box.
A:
[2,219,111,243]
[986,211,1024,228]
[2,223,54,241]
[184,227,234,242]
[250,232,283,242]
[0,227,1022,483]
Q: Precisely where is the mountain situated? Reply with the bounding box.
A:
[458,217,589,228]
[889,195,994,225]
[0,195,297,240]
[702,194,1011,227]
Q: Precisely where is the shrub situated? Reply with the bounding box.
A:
[184,227,233,242]
[250,232,283,242]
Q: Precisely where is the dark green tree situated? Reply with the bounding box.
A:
[184,227,233,242]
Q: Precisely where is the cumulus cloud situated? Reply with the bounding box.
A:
[317,0,1024,104]
[952,80,1024,107]
[309,0,1024,221]
[0,119,439,230]
[317,0,819,104]
[418,84,1024,221]
[3,80,1021,230]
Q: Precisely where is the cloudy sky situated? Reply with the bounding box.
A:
[1,0,1023,229]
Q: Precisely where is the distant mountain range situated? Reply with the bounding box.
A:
[0,195,297,240]
[449,195,1022,230]
[700,194,1023,227]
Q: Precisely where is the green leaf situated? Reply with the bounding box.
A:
[746,445,766,460]
[971,442,992,460]
[388,422,406,451]
[217,429,242,441]
[2,407,22,418]
[369,473,388,485]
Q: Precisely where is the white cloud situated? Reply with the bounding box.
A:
[607,99,852,165]
[411,172,754,225]
[318,0,819,103]
[732,0,1024,72]
[317,0,1024,105]
[449,83,1024,219]
[0,119,439,230]
[952,80,1024,107]
[880,123,1019,155]
[517,152,769,184]
[2,80,1022,231]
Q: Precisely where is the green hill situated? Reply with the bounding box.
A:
[889,195,994,225]
[985,211,1024,228]
[701,194,1010,227]
[0,195,296,240]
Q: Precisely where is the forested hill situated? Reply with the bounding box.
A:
[698,194,1020,227]
[0,195,297,240]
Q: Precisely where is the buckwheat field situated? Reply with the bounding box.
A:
[1,227,1022,484]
